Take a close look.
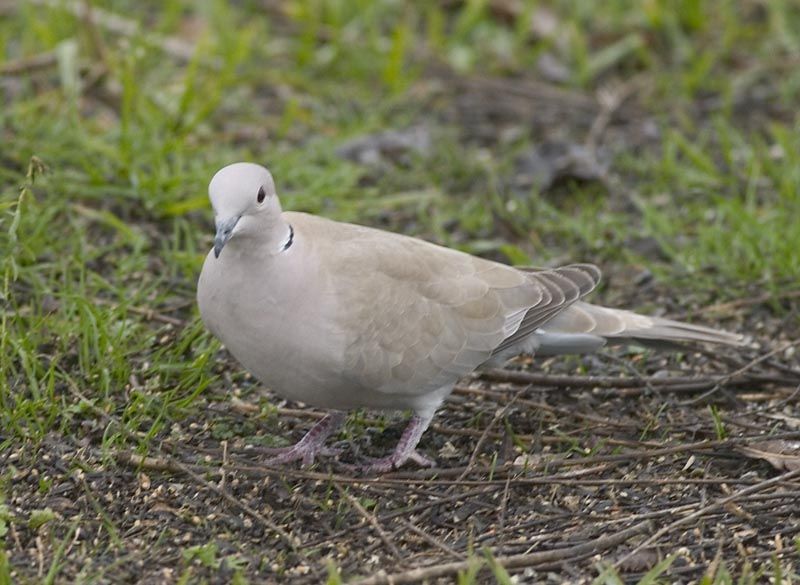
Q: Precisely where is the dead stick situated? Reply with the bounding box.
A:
[455,385,638,428]
[395,518,465,560]
[303,486,499,549]
[352,520,653,585]
[614,467,800,570]
[226,404,657,447]
[682,339,800,405]
[457,391,523,481]
[383,431,800,480]
[215,430,800,484]
[479,368,796,390]
[336,485,402,560]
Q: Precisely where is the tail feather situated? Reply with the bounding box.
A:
[544,301,744,347]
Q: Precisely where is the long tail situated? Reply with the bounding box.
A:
[540,301,744,351]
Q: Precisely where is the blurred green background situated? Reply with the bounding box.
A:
[3,0,800,288]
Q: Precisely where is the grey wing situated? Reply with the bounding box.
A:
[491,264,601,355]
[332,230,601,395]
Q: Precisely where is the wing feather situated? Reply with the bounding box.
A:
[309,215,600,395]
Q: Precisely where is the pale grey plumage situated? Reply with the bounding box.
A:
[197,162,743,472]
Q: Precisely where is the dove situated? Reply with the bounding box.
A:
[197,162,743,472]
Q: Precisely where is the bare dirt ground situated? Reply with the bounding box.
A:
[5,278,800,583]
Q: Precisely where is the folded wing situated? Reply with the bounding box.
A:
[325,222,599,394]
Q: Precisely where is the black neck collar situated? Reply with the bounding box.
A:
[281,224,294,252]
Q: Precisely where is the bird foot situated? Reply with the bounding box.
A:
[262,444,343,467]
[260,412,345,467]
[343,449,436,474]
[341,412,438,474]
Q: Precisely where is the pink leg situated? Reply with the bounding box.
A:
[356,412,437,473]
[263,412,346,467]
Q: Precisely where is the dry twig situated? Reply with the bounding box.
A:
[681,339,800,405]
[335,484,402,560]
[479,367,798,392]
[614,467,800,570]
[352,520,653,584]
[395,518,465,560]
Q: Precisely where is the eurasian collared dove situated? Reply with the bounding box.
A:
[197,162,743,472]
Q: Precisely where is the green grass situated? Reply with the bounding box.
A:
[2,0,800,582]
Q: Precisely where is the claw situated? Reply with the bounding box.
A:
[342,448,437,474]
[261,412,345,467]
[339,413,437,474]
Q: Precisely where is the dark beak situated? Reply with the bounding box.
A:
[213,216,241,258]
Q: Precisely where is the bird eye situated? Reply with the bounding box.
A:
[257,186,266,203]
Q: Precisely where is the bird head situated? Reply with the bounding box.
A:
[208,162,281,258]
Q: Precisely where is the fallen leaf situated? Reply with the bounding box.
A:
[736,440,800,471]
[761,412,800,429]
